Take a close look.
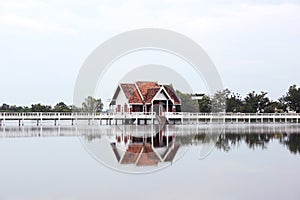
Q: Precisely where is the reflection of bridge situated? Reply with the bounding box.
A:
[0,112,299,126]
[0,124,299,138]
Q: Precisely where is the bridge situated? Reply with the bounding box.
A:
[0,112,299,126]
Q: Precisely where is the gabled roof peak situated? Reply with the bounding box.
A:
[115,81,181,105]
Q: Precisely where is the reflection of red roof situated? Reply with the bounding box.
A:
[164,143,180,162]
[137,144,160,166]
[120,144,143,164]
[119,143,159,166]
[117,81,181,105]
[112,138,180,166]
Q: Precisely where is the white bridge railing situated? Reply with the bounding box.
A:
[0,112,299,126]
[0,112,299,118]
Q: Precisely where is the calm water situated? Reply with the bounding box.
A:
[0,124,299,200]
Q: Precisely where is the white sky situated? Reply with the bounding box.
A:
[0,0,299,107]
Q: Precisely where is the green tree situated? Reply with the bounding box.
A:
[282,85,300,113]
[0,103,10,111]
[197,95,211,113]
[176,90,199,112]
[242,91,270,113]
[82,96,103,113]
[31,103,52,112]
[226,92,243,113]
[263,101,285,113]
[211,89,229,112]
[53,102,71,112]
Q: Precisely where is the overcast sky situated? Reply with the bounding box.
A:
[0,0,299,107]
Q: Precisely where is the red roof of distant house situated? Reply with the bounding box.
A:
[136,81,159,100]
[116,81,181,105]
[144,88,161,104]
[120,84,143,104]
[163,85,181,105]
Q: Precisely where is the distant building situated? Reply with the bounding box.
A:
[110,81,181,114]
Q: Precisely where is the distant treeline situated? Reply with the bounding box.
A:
[1,85,299,113]
[0,96,103,113]
[176,84,300,113]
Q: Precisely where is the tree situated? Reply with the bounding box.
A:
[242,91,270,113]
[31,103,52,112]
[176,90,199,112]
[197,95,211,113]
[226,92,243,113]
[0,103,10,111]
[53,102,71,112]
[263,101,285,113]
[211,89,229,112]
[282,85,300,113]
[82,96,103,113]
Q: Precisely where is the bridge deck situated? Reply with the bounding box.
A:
[0,112,299,126]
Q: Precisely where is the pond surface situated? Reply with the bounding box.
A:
[0,124,299,200]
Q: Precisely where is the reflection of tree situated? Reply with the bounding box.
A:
[214,133,300,155]
[280,134,300,154]
[85,134,101,141]
[175,135,196,145]
[216,134,243,152]
[85,131,300,155]
[244,133,271,150]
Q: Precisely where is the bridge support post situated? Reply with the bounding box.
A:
[58,113,60,126]
[75,113,78,126]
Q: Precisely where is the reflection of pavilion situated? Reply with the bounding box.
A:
[110,130,180,166]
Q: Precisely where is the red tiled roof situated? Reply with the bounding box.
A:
[144,88,160,104]
[118,82,181,105]
[136,81,159,100]
[120,84,143,104]
[163,85,181,105]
